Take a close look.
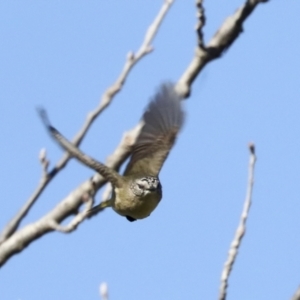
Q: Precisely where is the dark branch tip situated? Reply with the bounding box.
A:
[36,107,52,128]
[36,107,57,135]
[248,142,255,155]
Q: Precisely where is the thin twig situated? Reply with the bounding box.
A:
[195,0,206,49]
[218,143,257,300]
[48,193,94,233]
[0,176,48,245]
[94,0,174,113]
[0,0,174,245]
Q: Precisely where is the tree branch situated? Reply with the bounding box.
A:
[0,0,173,264]
[48,193,94,233]
[218,143,257,300]
[176,0,268,97]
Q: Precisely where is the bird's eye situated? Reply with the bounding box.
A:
[137,184,144,189]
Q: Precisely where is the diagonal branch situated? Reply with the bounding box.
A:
[0,0,174,245]
[176,0,268,98]
[218,143,257,300]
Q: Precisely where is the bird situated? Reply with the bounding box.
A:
[38,83,184,222]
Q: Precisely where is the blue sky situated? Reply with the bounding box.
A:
[1,0,300,299]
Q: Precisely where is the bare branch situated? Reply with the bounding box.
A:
[48,193,94,233]
[0,176,49,245]
[176,0,268,97]
[95,0,174,112]
[0,179,95,266]
[291,286,300,300]
[0,1,173,245]
[195,0,206,49]
[219,143,257,300]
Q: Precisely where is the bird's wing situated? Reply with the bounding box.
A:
[38,109,123,188]
[124,83,184,177]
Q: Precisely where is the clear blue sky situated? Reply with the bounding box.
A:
[1,1,300,299]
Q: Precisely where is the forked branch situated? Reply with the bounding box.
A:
[176,0,268,97]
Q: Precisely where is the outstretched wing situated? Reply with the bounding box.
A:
[124,83,184,177]
[38,109,123,188]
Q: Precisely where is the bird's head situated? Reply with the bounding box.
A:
[131,176,162,197]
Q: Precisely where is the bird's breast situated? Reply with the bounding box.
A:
[112,187,161,219]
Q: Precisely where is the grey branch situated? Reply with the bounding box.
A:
[48,193,94,233]
[218,143,257,300]
[0,0,173,264]
[176,0,268,98]
[97,0,174,110]
[0,179,96,266]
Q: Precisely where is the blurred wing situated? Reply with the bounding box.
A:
[124,83,184,177]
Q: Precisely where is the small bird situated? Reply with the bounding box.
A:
[39,83,184,222]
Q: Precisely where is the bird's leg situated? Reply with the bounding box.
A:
[87,199,112,217]
[126,216,137,222]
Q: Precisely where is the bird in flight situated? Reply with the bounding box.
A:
[39,83,184,222]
